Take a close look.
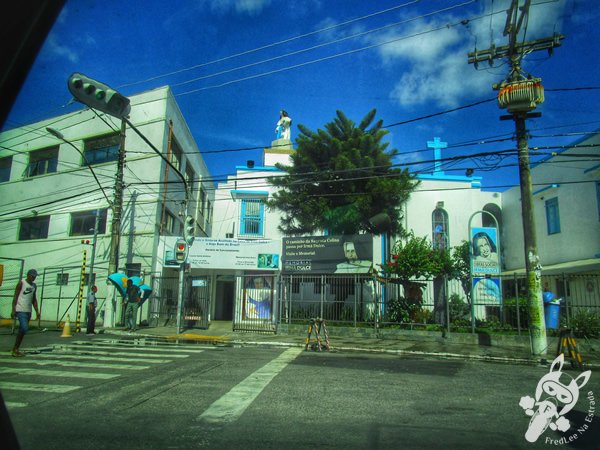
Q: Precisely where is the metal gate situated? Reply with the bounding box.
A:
[233,274,277,333]
[183,276,210,329]
[279,273,378,326]
[149,275,210,329]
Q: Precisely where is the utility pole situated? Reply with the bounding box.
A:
[468,0,564,356]
[105,119,127,327]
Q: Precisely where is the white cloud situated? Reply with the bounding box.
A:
[390,50,496,108]
[371,0,568,108]
[206,0,272,15]
[375,18,463,65]
[46,34,79,63]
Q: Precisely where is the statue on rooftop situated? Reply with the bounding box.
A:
[275,110,292,140]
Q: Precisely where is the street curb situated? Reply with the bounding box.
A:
[73,328,600,369]
[227,339,600,369]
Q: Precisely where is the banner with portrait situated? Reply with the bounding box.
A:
[470,227,500,276]
[242,273,274,320]
[282,235,373,274]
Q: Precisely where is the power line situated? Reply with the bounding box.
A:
[117,0,423,90]
[169,1,476,91]
[176,7,503,96]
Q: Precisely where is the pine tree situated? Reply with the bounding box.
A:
[267,109,418,235]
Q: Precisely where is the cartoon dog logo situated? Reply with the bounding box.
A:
[519,354,591,443]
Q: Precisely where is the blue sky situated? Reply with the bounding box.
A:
[4,0,599,191]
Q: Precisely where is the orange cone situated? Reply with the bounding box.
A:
[61,314,72,338]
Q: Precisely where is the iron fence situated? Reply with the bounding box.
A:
[278,272,600,335]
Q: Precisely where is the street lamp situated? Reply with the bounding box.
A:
[46,127,109,304]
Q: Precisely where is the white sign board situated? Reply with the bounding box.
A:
[163,237,281,271]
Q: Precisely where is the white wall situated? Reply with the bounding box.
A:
[0,86,214,323]
[501,136,600,271]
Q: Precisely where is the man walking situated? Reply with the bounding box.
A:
[12,269,41,357]
[124,279,141,332]
[86,285,98,335]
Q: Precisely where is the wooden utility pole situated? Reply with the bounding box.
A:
[105,119,127,327]
[468,0,564,356]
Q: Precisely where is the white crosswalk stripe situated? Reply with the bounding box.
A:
[32,353,171,364]
[0,367,119,379]
[47,347,190,359]
[76,340,210,353]
[0,381,80,393]
[62,342,207,354]
[0,355,149,370]
[0,339,207,409]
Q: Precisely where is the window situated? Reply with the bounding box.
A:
[83,273,96,286]
[240,199,264,236]
[26,147,58,177]
[0,156,12,182]
[185,165,195,189]
[206,200,212,224]
[70,209,108,236]
[432,207,449,250]
[597,182,600,221]
[164,211,175,234]
[170,139,182,171]
[19,215,50,240]
[56,273,69,285]
[545,197,561,235]
[126,263,141,278]
[84,133,120,165]
[200,186,207,214]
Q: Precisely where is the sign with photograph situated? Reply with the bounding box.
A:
[282,235,373,274]
[242,273,274,320]
[470,227,500,276]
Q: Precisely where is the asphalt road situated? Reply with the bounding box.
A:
[1,335,599,449]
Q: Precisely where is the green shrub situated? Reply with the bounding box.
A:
[449,294,470,322]
[568,309,600,339]
[385,297,422,323]
[503,297,529,329]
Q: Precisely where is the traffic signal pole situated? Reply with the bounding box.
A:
[67,73,195,333]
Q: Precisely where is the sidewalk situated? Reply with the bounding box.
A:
[2,320,599,369]
[124,322,600,368]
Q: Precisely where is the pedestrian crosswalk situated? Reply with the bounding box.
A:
[0,338,211,409]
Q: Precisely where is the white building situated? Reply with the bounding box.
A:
[211,136,503,320]
[501,133,600,304]
[0,86,213,326]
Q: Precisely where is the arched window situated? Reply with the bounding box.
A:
[432,207,449,250]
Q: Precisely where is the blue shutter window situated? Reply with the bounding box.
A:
[545,197,561,235]
[240,199,264,236]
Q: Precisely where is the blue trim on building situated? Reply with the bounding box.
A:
[235,165,283,172]
[532,183,560,196]
[230,190,269,196]
[417,173,483,188]
[531,127,600,169]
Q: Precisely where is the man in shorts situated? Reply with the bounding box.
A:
[12,269,41,357]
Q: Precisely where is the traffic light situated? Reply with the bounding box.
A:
[174,239,187,263]
[67,72,131,119]
[183,215,195,245]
